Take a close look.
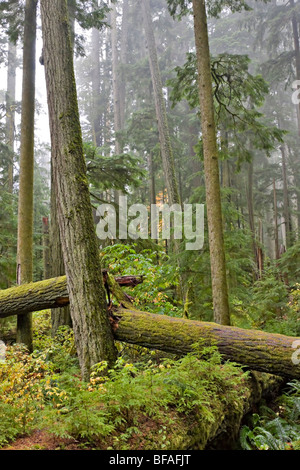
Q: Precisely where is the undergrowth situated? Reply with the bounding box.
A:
[0,313,249,449]
[240,380,300,450]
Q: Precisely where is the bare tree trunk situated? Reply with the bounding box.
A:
[273,179,280,260]
[42,217,50,279]
[5,39,17,194]
[291,0,300,136]
[141,0,180,207]
[191,0,230,325]
[111,2,122,157]
[16,0,37,351]
[119,0,129,130]
[91,26,102,147]
[40,0,117,380]
[280,144,292,249]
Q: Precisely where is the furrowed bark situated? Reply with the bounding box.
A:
[40,0,117,380]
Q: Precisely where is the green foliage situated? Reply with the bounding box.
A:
[84,142,145,200]
[101,243,181,316]
[0,310,249,449]
[0,0,24,44]
[240,380,300,450]
[168,51,284,167]
[39,343,248,449]
[166,0,252,19]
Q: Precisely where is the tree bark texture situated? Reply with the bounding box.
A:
[40,0,117,380]
[192,0,230,325]
[16,0,37,351]
[1,277,300,380]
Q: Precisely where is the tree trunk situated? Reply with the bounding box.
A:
[291,0,300,136]
[91,26,102,148]
[40,0,117,380]
[49,165,72,334]
[280,143,292,249]
[191,0,230,325]
[111,2,122,157]
[273,179,280,260]
[1,276,300,380]
[42,217,50,279]
[119,0,129,130]
[5,38,17,194]
[0,273,143,319]
[16,0,37,352]
[114,309,300,380]
[49,0,77,335]
[141,0,180,207]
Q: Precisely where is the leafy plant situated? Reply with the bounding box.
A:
[240,380,300,450]
[101,243,181,316]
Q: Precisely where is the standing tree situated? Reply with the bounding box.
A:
[5,37,17,194]
[40,0,117,380]
[191,0,230,325]
[141,0,180,207]
[16,0,37,351]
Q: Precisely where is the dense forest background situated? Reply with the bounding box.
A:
[0,0,300,451]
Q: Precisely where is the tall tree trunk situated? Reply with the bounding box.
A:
[273,179,280,260]
[49,0,77,334]
[16,0,37,351]
[246,158,261,277]
[119,0,129,130]
[192,0,230,325]
[141,0,184,302]
[91,26,102,148]
[290,0,300,136]
[40,0,117,381]
[111,2,122,157]
[49,162,72,334]
[42,217,50,279]
[141,0,180,207]
[5,39,17,194]
[280,143,292,249]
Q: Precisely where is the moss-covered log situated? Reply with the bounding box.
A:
[0,274,142,319]
[1,278,300,380]
[113,309,300,380]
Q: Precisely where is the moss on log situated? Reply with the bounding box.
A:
[113,308,300,380]
[1,278,300,380]
[0,273,142,319]
[0,276,69,318]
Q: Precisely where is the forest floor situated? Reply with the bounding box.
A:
[1,430,85,450]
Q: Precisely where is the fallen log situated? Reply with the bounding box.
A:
[1,277,300,380]
[113,308,300,380]
[0,273,142,319]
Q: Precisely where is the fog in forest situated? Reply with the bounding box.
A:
[0,0,300,452]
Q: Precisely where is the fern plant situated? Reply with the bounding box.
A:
[240,380,300,450]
